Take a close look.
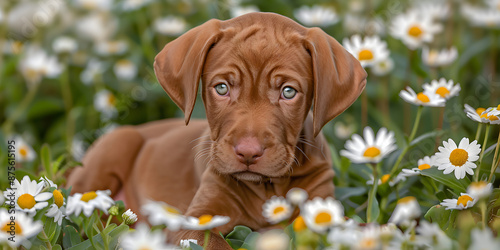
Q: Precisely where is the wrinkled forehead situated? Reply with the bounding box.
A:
[203,24,312,83]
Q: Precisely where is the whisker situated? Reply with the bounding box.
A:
[295,145,310,162]
[189,135,211,144]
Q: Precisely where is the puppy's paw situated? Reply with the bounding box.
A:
[172,230,232,250]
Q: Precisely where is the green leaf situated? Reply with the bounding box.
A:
[67,224,129,250]
[190,242,204,250]
[335,187,366,201]
[52,244,63,250]
[420,168,470,193]
[62,225,82,248]
[239,232,260,250]
[40,143,53,178]
[225,225,252,249]
[369,197,380,223]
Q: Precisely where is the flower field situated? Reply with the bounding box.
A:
[1,0,500,249]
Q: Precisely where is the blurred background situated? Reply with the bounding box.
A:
[0,0,499,215]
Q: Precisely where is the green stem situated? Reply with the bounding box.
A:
[1,83,40,134]
[203,230,210,249]
[488,128,500,182]
[389,106,423,177]
[40,229,53,250]
[475,123,484,142]
[367,163,379,223]
[480,200,487,229]
[105,215,113,228]
[476,124,490,182]
[409,106,423,142]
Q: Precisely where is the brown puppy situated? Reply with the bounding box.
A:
[67,12,366,248]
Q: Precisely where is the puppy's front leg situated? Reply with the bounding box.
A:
[171,170,242,249]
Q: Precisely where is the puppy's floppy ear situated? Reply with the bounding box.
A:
[154,19,222,125]
[304,27,367,137]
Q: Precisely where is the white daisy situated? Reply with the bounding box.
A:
[183,215,230,230]
[413,1,450,21]
[154,16,187,36]
[180,239,198,248]
[440,193,477,210]
[122,209,138,225]
[467,181,493,199]
[371,57,394,76]
[3,175,52,216]
[121,0,152,11]
[71,137,87,161]
[343,15,385,36]
[0,209,43,248]
[66,190,114,217]
[95,40,128,56]
[294,5,339,27]
[286,188,308,206]
[356,225,381,250]
[401,156,435,177]
[255,230,289,250]
[94,89,118,121]
[422,78,461,100]
[76,13,118,42]
[464,104,492,124]
[113,59,138,81]
[74,0,114,11]
[343,35,389,68]
[327,226,361,249]
[422,47,458,67]
[484,105,500,117]
[390,10,442,50]
[13,136,36,162]
[388,196,420,227]
[399,86,445,107]
[39,176,57,189]
[230,5,260,18]
[120,223,176,250]
[415,221,452,249]
[434,138,481,179]
[468,228,500,250]
[46,189,66,226]
[52,36,78,54]
[302,197,344,233]
[81,59,106,85]
[366,173,406,187]
[141,200,185,231]
[334,121,356,140]
[262,196,293,224]
[340,127,397,164]
[19,46,63,85]
[461,4,500,28]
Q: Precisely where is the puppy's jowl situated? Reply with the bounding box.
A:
[68,12,366,248]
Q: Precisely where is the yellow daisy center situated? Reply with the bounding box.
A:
[359,238,377,248]
[293,216,307,232]
[456,195,473,207]
[2,220,23,235]
[108,94,116,105]
[314,211,332,225]
[418,164,431,170]
[164,206,180,214]
[13,41,24,54]
[497,104,500,110]
[397,196,416,204]
[416,92,430,103]
[363,147,381,158]
[435,87,450,98]
[469,181,487,189]
[138,247,152,250]
[18,193,36,209]
[479,113,498,121]
[53,190,64,208]
[449,149,468,167]
[380,174,390,184]
[408,25,423,38]
[476,108,486,116]
[81,191,98,202]
[19,147,28,157]
[358,49,374,61]
[273,206,285,215]
[199,215,213,225]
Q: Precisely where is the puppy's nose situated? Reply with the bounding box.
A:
[234,137,264,165]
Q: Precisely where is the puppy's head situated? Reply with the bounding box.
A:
[154,13,366,182]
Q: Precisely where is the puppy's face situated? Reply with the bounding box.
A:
[201,31,313,182]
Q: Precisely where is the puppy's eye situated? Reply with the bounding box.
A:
[214,83,229,96]
[281,87,297,99]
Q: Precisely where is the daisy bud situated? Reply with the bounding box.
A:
[108,205,119,216]
[286,188,308,206]
[180,239,198,248]
[122,209,138,225]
